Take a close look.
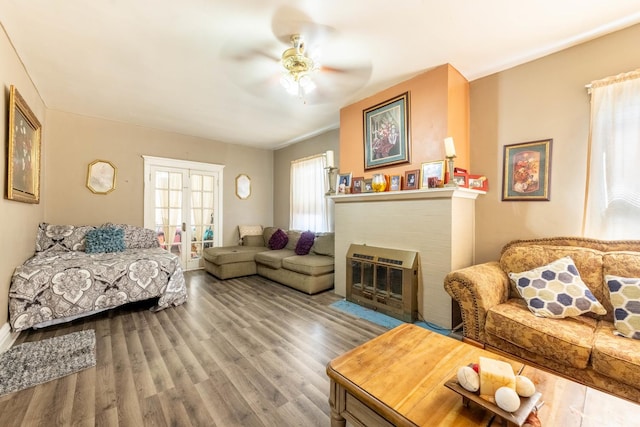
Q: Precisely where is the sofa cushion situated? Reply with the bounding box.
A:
[485,298,597,369]
[242,235,265,247]
[282,254,335,276]
[606,275,640,339]
[592,321,640,388]
[311,233,334,257]
[268,229,288,250]
[263,227,278,246]
[509,256,606,318]
[501,245,605,310]
[255,249,296,269]
[295,231,316,255]
[285,230,302,251]
[203,246,266,264]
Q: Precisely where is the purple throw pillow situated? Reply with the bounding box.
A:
[295,231,316,255]
[268,228,288,250]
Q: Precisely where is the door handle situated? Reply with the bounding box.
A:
[182,222,186,232]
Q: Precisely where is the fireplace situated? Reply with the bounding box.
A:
[346,244,418,322]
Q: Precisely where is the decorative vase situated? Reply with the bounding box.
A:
[372,174,387,192]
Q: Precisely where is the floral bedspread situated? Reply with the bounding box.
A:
[9,248,188,331]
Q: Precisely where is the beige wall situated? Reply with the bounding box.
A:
[44,110,274,246]
[471,22,640,262]
[273,128,339,229]
[0,26,46,326]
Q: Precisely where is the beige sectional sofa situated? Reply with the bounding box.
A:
[444,237,640,402]
[203,226,335,294]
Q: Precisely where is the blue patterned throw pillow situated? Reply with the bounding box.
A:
[606,275,640,339]
[85,227,126,253]
[509,256,606,318]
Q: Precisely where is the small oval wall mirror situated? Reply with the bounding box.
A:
[235,174,251,199]
[87,160,117,194]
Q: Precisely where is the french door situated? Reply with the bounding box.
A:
[143,156,224,270]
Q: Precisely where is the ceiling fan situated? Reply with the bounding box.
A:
[221,9,371,105]
[279,34,319,99]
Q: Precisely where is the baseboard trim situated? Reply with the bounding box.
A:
[0,322,19,352]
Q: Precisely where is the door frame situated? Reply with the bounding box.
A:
[142,155,225,268]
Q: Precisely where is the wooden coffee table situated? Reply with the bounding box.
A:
[326,323,640,426]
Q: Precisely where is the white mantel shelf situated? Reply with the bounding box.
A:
[331,186,484,330]
[329,187,485,203]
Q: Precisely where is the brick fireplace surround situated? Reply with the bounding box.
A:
[331,187,483,329]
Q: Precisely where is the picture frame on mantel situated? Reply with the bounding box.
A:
[403,169,419,190]
[502,139,552,201]
[363,92,410,170]
[7,85,42,204]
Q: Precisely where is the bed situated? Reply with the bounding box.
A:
[9,223,188,332]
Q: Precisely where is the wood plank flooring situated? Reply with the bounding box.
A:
[0,271,387,426]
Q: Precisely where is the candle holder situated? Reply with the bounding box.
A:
[325,167,338,195]
[445,156,458,188]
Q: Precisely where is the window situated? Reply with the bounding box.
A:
[290,154,332,232]
[583,70,640,239]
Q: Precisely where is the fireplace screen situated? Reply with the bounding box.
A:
[346,244,418,322]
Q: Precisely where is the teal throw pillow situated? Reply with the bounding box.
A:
[85,227,126,253]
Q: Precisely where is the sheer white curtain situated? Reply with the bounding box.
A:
[290,154,332,232]
[583,69,640,239]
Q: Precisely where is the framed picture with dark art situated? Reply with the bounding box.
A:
[363,92,410,170]
[352,176,364,194]
[502,139,552,201]
[7,85,42,204]
[403,169,419,190]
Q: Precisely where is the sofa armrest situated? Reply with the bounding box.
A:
[444,261,510,344]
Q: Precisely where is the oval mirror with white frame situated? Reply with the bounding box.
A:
[235,174,251,199]
[87,160,117,194]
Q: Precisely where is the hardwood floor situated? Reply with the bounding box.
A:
[0,271,387,426]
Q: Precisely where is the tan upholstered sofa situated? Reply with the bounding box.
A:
[203,226,334,294]
[444,237,640,402]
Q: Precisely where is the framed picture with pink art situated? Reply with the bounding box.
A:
[502,139,552,201]
[363,92,410,170]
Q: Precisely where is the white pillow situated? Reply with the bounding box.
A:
[238,225,263,239]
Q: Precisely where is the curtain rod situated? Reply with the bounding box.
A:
[586,69,640,93]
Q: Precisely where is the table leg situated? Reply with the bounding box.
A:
[330,409,346,427]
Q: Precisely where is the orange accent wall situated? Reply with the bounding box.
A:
[339,64,470,181]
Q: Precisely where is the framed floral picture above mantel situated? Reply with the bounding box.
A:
[363,92,410,170]
[502,139,552,201]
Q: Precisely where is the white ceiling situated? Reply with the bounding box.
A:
[2,1,640,150]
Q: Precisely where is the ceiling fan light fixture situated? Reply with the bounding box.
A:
[280,34,318,98]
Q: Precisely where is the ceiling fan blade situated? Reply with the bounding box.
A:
[271,5,336,46]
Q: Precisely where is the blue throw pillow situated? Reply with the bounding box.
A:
[85,227,126,253]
